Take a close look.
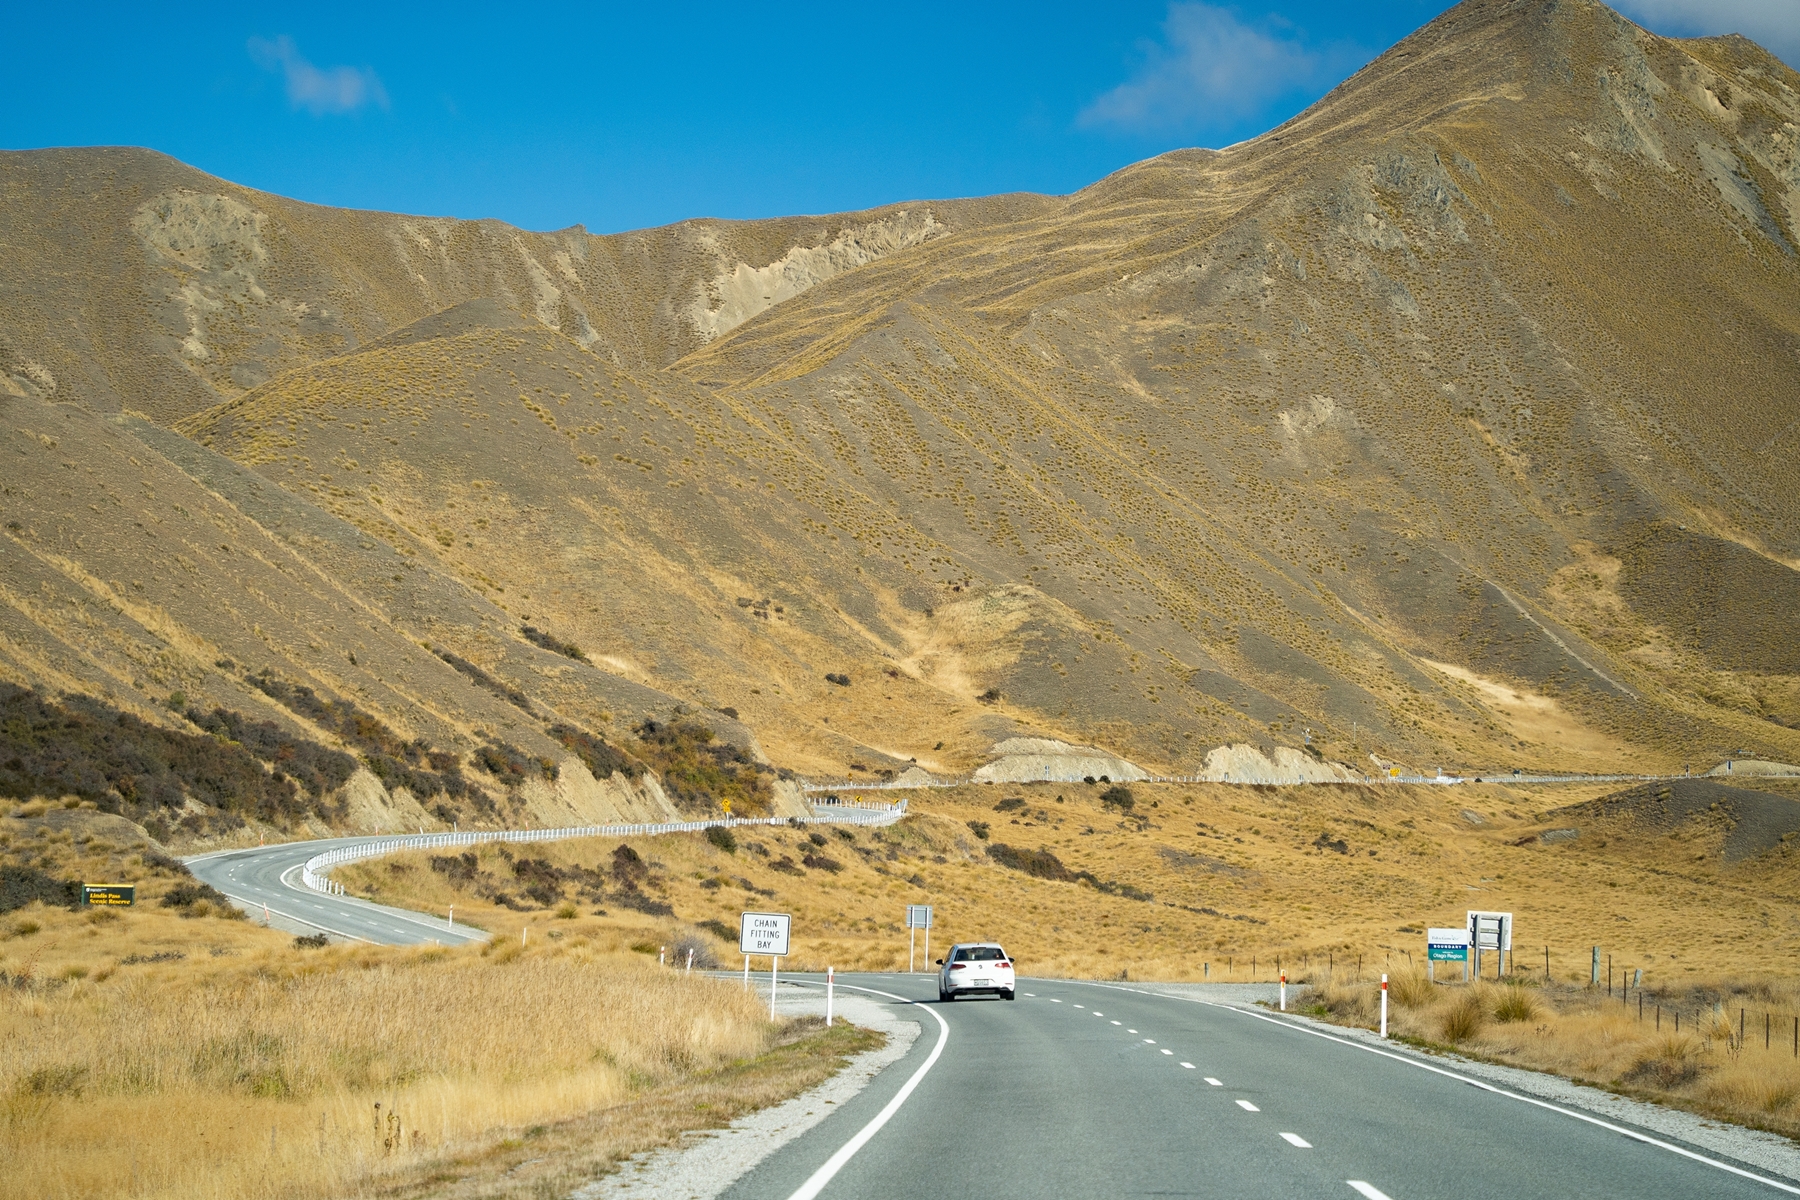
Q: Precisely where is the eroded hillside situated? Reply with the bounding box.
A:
[3,0,1798,830]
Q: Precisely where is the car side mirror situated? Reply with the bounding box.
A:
[935,959,943,965]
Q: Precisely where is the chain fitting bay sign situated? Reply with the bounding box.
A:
[906,904,933,929]
[739,911,791,956]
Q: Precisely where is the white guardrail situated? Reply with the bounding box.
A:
[800,770,1745,792]
[299,801,907,896]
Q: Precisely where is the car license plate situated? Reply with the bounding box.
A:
[973,978,991,986]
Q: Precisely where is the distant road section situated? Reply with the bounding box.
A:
[186,838,484,945]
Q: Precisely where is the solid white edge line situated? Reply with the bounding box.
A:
[782,982,950,1200]
[275,863,486,942]
[1075,980,1800,1196]
[213,888,373,944]
[1346,1182,1393,1200]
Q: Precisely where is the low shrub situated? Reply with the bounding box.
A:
[966,820,991,840]
[705,825,737,854]
[1441,991,1485,1043]
[0,866,82,913]
[1388,969,1436,1009]
[520,624,588,662]
[431,647,535,713]
[1100,786,1135,813]
[669,933,719,970]
[1493,984,1539,1023]
[1622,1035,1707,1088]
[987,844,1074,881]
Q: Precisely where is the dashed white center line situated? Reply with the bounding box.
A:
[1127,1028,1138,1033]
[1092,1011,1103,1016]
[1111,1020,1122,1025]
[1236,1100,1260,1112]
[1049,999,1062,1004]
[1142,1039,1156,1044]
[1160,1049,1173,1056]
[1180,1062,1195,1069]
[1074,1004,1085,1008]
[1280,1133,1312,1148]
[1204,1077,1222,1086]
[1347,1183,1394,1200]
[1023,993,1036,997]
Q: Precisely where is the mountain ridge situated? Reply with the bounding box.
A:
[3,0,1798,840]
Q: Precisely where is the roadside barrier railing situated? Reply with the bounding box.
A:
[299,801,906,896]
[799,768,1747,792]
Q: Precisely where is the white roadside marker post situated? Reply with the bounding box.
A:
[1280,974,1287,1012]
[827,966,835,1026]
[771,956,779,1020]
[743,955,750,990]
[686,948,694,973]
[447,905,454,931]
[1380,974,1389,1038]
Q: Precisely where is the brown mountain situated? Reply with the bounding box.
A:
[3,0,1798,835]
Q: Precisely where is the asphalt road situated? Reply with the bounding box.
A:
[185,838,484,945]
[727,973,1797,1200]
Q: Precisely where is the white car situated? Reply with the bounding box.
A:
[937,942,1016,1001]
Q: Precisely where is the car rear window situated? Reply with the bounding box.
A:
[957,946,1007,961]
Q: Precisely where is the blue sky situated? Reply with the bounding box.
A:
[4,1,1793,234]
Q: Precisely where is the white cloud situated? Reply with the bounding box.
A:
[1080,4,1353,133]
[248,36,389,116]
[1614,0,1799,67]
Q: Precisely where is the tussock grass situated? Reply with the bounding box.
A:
[0,898,857,1200]
[0,816,876,1200]
[1296,973,1800,1138]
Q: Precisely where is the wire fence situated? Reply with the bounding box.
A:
[299,801,907,895]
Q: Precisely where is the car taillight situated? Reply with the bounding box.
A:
[950,963,966,970]
[998,962,1010,968]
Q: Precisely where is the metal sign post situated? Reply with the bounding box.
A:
[740,911,792,1019]
[1427,927,1471,983]
[906,904,933,973]
[1467,911,1513,979]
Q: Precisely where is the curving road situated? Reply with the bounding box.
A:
[184,843,1800,1197]
[186,838,483,945]
[718,974,1799,1200]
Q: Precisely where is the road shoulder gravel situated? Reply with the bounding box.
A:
[576,989,920,1200]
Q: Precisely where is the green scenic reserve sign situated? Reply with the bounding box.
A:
[1427,927,1469,961]
[82,883,135,906]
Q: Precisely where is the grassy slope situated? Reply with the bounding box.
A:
[7,4,1799,794]
[338,778,1800,984]
[0,809,880,1200]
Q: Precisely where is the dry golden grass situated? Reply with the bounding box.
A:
[336,777,1800,988]
[0,815,880,1200]
[1298,970,1800,1139]
[0,901,873,1200]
